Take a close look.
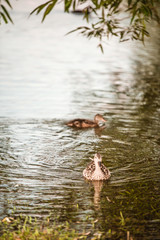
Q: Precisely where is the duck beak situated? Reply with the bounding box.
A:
[99,120,106,127]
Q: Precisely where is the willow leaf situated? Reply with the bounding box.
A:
[98,43,104,53]
[66,26,90,35]
[30,1,52,16]
[0,12,8,23]
[1,5,13,23]
[128,0,132,6]
[4,0,12,9]
[72,0,76,11]
[130,8,138,24]
[64,0,72,12]
[42,0,57,22]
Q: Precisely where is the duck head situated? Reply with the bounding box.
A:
[94,114,106,125]
[94,153,102,167]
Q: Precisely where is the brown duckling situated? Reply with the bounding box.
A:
[83,153,111,181]
[66,114,106,128]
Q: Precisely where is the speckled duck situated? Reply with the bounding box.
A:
[83,153,111,181]
[66,114,106,128]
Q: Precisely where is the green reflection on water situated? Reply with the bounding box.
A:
[96,180,160,239]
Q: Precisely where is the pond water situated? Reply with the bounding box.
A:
[0,1,160,239]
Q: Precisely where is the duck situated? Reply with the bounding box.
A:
[66,114,106,128]
[83,153,111,181]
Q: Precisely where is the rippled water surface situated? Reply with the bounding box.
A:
[0,1,160,239]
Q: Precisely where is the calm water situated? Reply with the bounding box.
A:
[0,1,160,239]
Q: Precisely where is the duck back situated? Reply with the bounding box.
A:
[67,119,97,128]
[83,161,111,181]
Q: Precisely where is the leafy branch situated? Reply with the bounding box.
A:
[29,0,160,50]
[0,0,13,24]
[1,0,160,50]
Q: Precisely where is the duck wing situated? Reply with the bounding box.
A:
[67,118,96,128]
[83,119,95,124]
[100,163,111,179]
[81,119,97,128]
[66,118,83,127]
[83,161,95,179]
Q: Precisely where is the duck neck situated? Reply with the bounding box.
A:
[94,119,99,126]
[94,117,98,124]
[95,161,101,170]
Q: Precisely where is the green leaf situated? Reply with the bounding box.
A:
[30,5,44,15]
[120,38,130,42]
[143,29,150,37]
[1,5,13,23]
[102,6,105,19]
[98,43,104,53]
[128,0,132,6]
[30,1,52,16]
[120,30,125,39]
[142,5,152,18]
[130,8,138,24]
[83,9,90,23]
[92,7,98,16]
[106,22,112,33]
[42,1,57,22]
[4,0,12,9]
[64,0,72,12]
[66,26,90,35]
[0,12,8,24]
[72,0,76,11]
[120,211,125,226]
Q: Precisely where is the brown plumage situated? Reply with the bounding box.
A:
[66,114,106,128]
[83,153,111,181]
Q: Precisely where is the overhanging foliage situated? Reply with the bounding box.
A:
[1,0,160,50]
[0,0,13,24]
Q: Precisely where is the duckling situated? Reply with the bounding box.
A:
[83,153,111,181]
[66,114,106,128]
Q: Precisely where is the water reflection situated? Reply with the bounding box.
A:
[92,181,103,210]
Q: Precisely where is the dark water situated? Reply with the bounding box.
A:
[0,1,160,239]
